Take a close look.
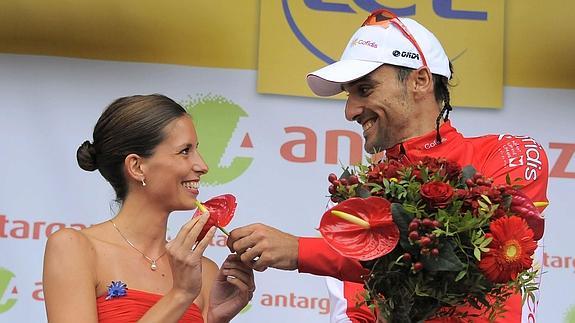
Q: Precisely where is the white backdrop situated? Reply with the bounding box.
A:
[0,53,574,322]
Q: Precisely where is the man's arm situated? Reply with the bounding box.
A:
[298,237,368,282]
[227,224,368,282]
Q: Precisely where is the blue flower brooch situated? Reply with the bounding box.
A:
[105,281,128,300]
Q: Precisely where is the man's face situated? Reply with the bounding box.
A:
[343,65,417,153]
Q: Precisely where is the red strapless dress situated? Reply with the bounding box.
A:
[97,288,204,322]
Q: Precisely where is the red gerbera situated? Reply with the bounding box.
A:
[479,216,537,283]
[319,197,400,261]
[194,194,237,241]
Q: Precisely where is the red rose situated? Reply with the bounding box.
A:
[420,181,454,209]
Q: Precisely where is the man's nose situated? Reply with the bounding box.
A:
[344,97,362,122]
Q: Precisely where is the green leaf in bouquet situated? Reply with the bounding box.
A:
[340,167,352,179]
[382,178,391,190]
[402,203,422,215]
[364,182,383,193]
[455,270,467,282]
[421,241,465,272]
[502,194,512,209]
[480,194,492,205]
[355,185,371,198]
[473,247,482,261]
[415,283,431,297]
[391,203,415,250]
[477,199,489,212]
[421,167,429,182]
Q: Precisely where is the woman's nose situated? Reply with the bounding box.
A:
[192,152,208,175]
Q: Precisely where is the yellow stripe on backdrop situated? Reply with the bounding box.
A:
[0,0,259,69]
[0,1,573,101]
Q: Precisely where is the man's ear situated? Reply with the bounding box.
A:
[412,67,434,99]
[124,153,145,183]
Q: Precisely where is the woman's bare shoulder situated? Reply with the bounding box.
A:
[44,221,115,265]
[46,226,93,250]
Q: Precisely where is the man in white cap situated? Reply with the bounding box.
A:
[228,9,548,322]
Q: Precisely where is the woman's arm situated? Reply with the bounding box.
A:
[43,228,99,323]
[200,257,220,320]
[137,213,216,323]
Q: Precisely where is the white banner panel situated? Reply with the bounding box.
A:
[0,54,574,322]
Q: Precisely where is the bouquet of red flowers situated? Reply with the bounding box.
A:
[319,157,544,322]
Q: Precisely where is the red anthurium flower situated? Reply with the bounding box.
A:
[319,197,400,261]
[508,189,545,241]
[479,216,537,283]
[194,194,237,241]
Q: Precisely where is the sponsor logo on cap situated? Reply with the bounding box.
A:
[351,38,377,48]
[392,50,419,60]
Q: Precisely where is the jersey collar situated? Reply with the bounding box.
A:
[385,120,462,161]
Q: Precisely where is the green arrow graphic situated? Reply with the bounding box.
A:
[565,304,575,323]
[240,303,252,314]
[183,95,253,185]
[0,268,17,313]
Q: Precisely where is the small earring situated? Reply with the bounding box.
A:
[141,179,147,187]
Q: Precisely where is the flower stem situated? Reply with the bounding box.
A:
[218,226,230,236]
[331,210,370,229]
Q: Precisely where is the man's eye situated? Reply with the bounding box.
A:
[358,86,371,96]
[180,148,190,155]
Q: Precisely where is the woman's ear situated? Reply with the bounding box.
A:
[124,153,145,183]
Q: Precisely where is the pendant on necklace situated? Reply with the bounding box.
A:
[150,261,158,271]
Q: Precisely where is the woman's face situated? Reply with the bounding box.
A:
[141,115,208,211]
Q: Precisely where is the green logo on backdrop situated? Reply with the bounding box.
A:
[183,95,253,185]
[566,304,575,323]
[0,267,17,313]
[240,303,252,314]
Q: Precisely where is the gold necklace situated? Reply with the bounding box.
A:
[110,219,167,271]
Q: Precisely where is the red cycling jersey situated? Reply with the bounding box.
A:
[297,121,549,323]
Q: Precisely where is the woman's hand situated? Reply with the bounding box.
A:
[208,254,255,322]
[166,211,216,302]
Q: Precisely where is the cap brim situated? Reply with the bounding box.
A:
[306,60,383,96]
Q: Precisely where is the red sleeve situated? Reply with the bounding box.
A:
[480,135,549,212]
[297,237,368,283]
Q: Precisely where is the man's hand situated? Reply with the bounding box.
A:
[227,223,299,272]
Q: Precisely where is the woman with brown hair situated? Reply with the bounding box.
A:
[43,94,254,322]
